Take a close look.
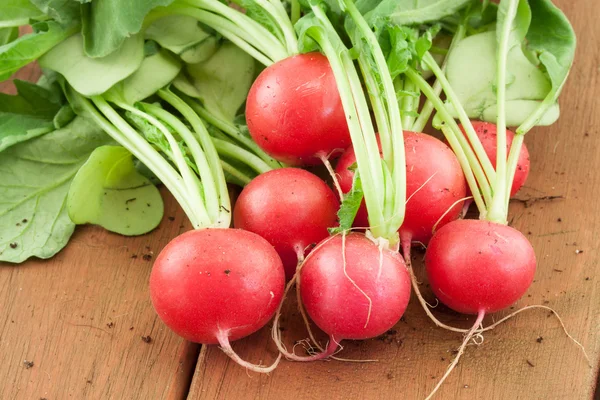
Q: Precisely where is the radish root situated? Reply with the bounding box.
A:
[217,330,281,373]
[401,237,591,365]
[318,153,344,200]
[342,232,373,329]
[425,310,485,400]
[401,235,467,333]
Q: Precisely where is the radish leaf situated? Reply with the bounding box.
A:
[67,145,164,236]
[0,117,111,263]
[81,0,175,58]
[40,33,144,96]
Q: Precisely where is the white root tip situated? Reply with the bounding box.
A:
[425,310,485,400]
[217,331,281,374]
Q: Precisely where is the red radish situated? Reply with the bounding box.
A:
[336,132,467,244]
[233,168,339,280]
[425,219,536,314]
[149,228,285,372]
[460,121,530,197]
[272,233,411,360]
[246,53,351,166]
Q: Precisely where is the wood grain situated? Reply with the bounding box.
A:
[0,66,197,399]
[188,1,600,399]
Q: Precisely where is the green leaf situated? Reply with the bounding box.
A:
[445,30,556,126]
[0,21,77,82]
[365,0,472,26]
[517,0,576,133]
[0,116,111,263]
[145,15,213,55]
[180,36,220,64]
[185,42,256,122]
[104,49,181,105]
[329,168,363,234]
[67,145,164,236]
[39,33,145,96]
[0,0,46,28]
[29,0,81,26]
[230,0,286,44]
[81,0,176,58]
[0,80,64,152]
[0,27,19,46]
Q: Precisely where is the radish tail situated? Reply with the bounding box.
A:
[425,310,485,400]
[217,331,281,373]
[400,233,467,334]
[479,305,591,367]
[318,153,344,199]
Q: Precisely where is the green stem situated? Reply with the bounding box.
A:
[172,6,275,66]
[290,0,300,24]
[182,0,288,61]
[116,102,212,227]
[412,24,466,133]
[406,69,491,213]
[220,159,253,186]
[308,23,385,236]
[212,138,273,174]
[142,102,222,226]
[517,94,559,135]
[504,133,524,206]
[183,96,284,169]
[422,52,496,185]
[81,95,200,226]
[401,79,418,130]
[158,89,231,227]
[343,0,406,237]
[488,0,519,224]
[256,0,298,55]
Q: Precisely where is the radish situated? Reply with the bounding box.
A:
[246,53,351,166]
[399,2,584,397]
[460,121,530,197]
[233,168,339,280]
[335,132,467,244]
[272,233,411,360]
[426,220,535,314]
[150,228,285,372]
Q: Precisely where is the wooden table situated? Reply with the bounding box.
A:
[1,1,598,399]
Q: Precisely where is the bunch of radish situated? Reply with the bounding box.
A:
[141,0,589,396]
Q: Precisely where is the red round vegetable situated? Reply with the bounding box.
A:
[150,228,285,345]
[233,168,339,280]
[299,233,411,352]
[246,53,351,165]
[425,219,536,314]
[460,121,530,197]
[336,132,467,244]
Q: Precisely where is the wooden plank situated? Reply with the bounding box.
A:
[188,1,600,399]
[0,66,198,399]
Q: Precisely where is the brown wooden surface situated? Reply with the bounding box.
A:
[1,0,598,399]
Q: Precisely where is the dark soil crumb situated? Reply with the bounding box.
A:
[526,360,535,367]
[141,335,152,343]
[553,269,563,272]
[536,336,543,343]
[129,327,134,331]
[575,249,584,254]
[387,372,394,379]
[585,277,590,281]
[168,216,175,221]
[106,322,114,329]
[9,243,17,249]
[23,360,34,369]
[441,357,446,362]
[86,379,92,384]
[377,329,399,344]
[131,254,138,259]
[40,398,48,400]
[142,253,153,261]
[224,269,231,275]
[22,219,28,223]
